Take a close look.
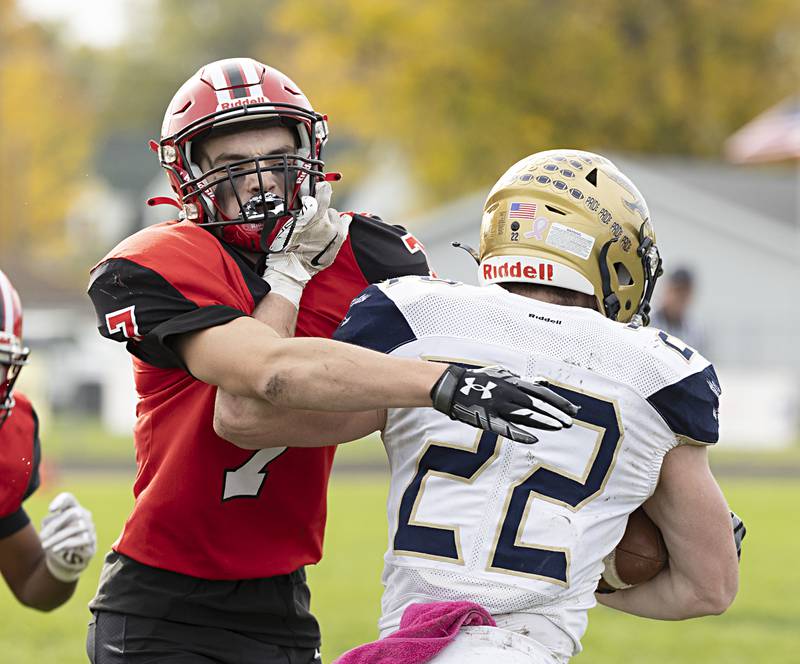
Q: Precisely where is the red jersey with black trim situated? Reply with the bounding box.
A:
[0,392,41,539]
[88,215,430,580]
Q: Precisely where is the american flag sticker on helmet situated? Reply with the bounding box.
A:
[509,202,537,219]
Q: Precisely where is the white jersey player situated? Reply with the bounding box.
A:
[216,150,742,663]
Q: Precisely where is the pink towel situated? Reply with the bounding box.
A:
[334,600,496,664]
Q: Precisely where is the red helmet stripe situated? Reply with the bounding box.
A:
[223,62,249,99]
[239,59,266,99]
[12,285,22,339]
[206,63,233,102]
[0,270,14,335]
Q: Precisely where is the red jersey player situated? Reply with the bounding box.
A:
[86,59,577,663]
[0,268,96,611]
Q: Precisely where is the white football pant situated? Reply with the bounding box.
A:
[427,626,563,664]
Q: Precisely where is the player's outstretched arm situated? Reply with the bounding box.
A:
[0,493,96,611]
[213,363,577,450]
[176,316,446,409]
[596,444,738,619]
[178,318,575,444]
[212,273,385,447]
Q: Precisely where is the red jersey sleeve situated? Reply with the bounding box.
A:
[0,393,41,539]
[88,221,269,370]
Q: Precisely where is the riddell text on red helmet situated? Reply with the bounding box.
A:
[217,96,269,110]
[482,260,555,282]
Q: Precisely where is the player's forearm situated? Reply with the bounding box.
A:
[251,291,299,338]
[211,291,301,437]
[14,555,77,611]
[596,564,735,620]
[180,317,445,410]
[2,542,76,612]
[259,337,445,411]
[214,387,382,448]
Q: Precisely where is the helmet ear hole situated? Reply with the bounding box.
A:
[625,300,632,310]
[544,204,567,216]
[614,262,633,286]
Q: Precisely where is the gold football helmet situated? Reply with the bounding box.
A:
[478,149,662,324]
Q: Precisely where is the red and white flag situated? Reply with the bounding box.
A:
[725,96,800,164]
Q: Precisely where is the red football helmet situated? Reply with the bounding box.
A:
[156,58,334,253]
[0,269,29,429]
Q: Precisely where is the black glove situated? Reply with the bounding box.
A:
[731,511,746,561]
[430,365,579,445]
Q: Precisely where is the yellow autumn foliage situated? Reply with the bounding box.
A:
[273,0,799,201]
[0,0,93,257]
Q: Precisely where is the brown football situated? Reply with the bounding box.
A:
[598,506,667,591]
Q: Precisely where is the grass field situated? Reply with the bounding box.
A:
[0,469,798,663]
[36,415,800,473]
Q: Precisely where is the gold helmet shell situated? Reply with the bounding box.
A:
[479,149,662,324]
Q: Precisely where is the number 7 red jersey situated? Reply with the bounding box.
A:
[88,215,430,580]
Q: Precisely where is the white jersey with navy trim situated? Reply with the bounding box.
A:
[333,276,720,659]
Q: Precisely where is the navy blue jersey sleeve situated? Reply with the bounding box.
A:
[647,364,721,445]
[333,285,417,354]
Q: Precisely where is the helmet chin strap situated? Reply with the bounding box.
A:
[598,239,621,321]
[633,224,663,326]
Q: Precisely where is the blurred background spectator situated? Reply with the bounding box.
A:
[650,267,707,354]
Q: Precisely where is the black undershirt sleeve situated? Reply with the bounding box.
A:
[0,508,30,539]
[348,214,432,283]
[88,258,249,370]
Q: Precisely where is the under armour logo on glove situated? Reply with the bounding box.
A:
[40,492,97,583]
[459,377,496,399]
[430,365,579,445]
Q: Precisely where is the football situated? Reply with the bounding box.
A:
[599,506,667,591]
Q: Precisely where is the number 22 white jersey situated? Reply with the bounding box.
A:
[333,276,720,658]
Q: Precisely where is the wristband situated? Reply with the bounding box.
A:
[263,254,312,309]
